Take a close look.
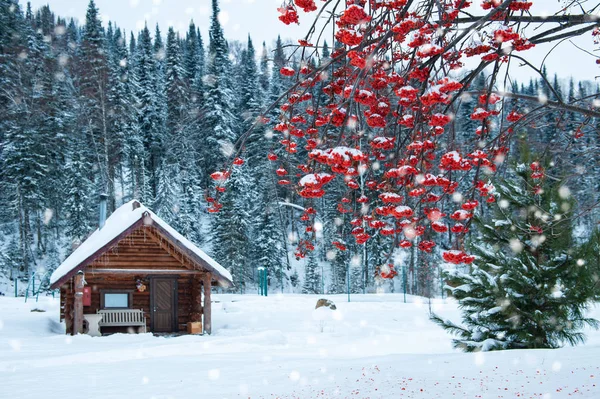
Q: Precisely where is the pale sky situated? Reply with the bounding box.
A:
[26,0,600,84]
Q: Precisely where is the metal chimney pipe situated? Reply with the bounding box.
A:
[98,193,108,229]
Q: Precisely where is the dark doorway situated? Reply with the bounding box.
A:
[150,277,177,332]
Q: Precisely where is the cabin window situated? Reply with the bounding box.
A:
[101,291,132,309]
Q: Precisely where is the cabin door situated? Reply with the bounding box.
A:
[150,277,177,332]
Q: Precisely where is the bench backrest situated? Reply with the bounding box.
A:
[98,309,145,325]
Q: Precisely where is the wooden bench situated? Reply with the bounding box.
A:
[97,309,147,333]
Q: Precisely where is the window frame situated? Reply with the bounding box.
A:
[100,290,134,309]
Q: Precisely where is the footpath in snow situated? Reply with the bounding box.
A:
[1,293,599,398]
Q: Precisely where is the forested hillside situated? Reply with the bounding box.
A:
[1,0,599,297]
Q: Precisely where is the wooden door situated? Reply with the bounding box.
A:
[151,278,177,332]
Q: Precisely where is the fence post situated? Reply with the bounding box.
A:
[264,269,268,297]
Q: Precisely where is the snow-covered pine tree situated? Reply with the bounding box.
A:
[266,35,287,122]
[252,196,288,290]
[64,134,95,244]
[77,0,111,197]
[168,26,203,242]
[123,47,150,204]
[44,40,78,239]
[134,24,162,201]
[239,35,261,132]
[201,0,238,186]
[163,26,186,142]
[211,166,252,293]
[235,34,290,289]
[183,21,200,90]
[195,27,205,88]
[302,252,321,294]
[577,228,600,300]
[432,152,599,351]
[152,24,168,202]
[153,159,179,224]
[106,25,134,207]
[258,41,269,95]
[239,35,266,171]
[153,26,185,225]
[0,4,50,278]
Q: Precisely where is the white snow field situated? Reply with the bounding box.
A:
[1,294,599,399]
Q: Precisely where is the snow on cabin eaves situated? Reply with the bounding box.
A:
[50,200,233,287]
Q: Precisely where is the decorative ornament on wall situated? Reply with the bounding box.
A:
[136,279,147,292]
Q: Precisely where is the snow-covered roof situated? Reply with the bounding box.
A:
[50,200,233,288]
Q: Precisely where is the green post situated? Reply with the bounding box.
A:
[264,269,268,297]
[402,266,407,304]
[258,268,268,297]
[15,278,18,298]
[32,275,35,296]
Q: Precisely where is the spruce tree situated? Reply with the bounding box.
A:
[211,167,251,293]
[0,3,47,278]
[134,24,162,201]
[239,35,261,131]
[252,197,287,289]
[78,0,110,198]
[303,252,321,294]
[64,130,95,243]
[267,35,287,120]
[432,151,599,351]
[106,25,133,208]
[258,41,269,94]
[201,0,238,184]
[154,26,186,225]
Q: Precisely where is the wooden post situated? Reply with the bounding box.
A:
[202,273,212,335]
[73,271,85,335]
[190,277,203,322]
[63,286,73,335]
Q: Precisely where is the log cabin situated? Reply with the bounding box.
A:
[49,198,233,336]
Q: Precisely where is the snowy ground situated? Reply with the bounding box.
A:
[1,294,599,399]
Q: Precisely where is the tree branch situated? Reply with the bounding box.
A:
[450,14,599,24]
[466,91,600,119]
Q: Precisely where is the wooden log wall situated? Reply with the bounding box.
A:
[82,271,196,332]
[86,227,192,272]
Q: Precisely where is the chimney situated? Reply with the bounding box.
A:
[98,193,108,229]
[132,200,141,210]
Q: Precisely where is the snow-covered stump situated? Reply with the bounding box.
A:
[313,299,339,333]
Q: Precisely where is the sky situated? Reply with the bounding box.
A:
[25,0,600,84]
